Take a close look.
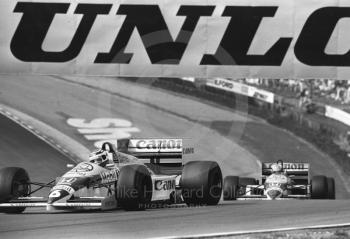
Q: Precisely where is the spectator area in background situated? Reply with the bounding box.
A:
[228,78,350,156]
[240,79,350,113]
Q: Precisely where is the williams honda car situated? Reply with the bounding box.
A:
[223,160,335,200]
[0,138,222,213]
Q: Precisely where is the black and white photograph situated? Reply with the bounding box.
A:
[1,0,350,238]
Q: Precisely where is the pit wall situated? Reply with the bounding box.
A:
[122,77,350,174]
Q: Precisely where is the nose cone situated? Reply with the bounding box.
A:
[267,189,282,199]
[48,190,70,204]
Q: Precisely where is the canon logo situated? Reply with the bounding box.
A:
[155,179,175,191]
[135,139,182,150]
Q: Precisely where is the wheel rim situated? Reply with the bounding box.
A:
[12,180,29,197]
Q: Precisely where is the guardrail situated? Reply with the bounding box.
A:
[160,77,350,129]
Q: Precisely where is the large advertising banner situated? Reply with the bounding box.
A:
[206,78,274,103]
[2,0,350,78]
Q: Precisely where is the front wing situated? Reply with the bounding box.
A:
[236,195,310,200]
[236,184,310,200]
[0,196,117,211]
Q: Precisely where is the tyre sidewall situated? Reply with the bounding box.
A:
[327,177,335,199]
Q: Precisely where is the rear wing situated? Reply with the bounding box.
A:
[262,162,310,183]
[117,138,194,165]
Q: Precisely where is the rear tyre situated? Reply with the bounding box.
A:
[311,175,328,199]
[327,177,335,199]
[0,167,30,214]
[181,161,222,206]
[239,177,257,186]
[223,176,239,200]
[116,164,152,210]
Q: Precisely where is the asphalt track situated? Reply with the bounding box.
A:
[0,76,350,239]
[0,114,72,196]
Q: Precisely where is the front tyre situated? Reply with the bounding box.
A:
[327,177,335,199]
[0,167,30,213]
[223,176,239,200]
[116,164,152,210]
[181,161,222,206]
[311,175,328,199]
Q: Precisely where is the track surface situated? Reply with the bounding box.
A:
[0,114,71,196]
[1,200,350,239]
[0,76,350,238]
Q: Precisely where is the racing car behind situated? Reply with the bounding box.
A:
[223,160,335,200]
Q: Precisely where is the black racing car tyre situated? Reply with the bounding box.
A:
[223,176,239,200]
[116,164,152,211]
[0,167,30,214]
[327,177,335,200]
[239,177,257,186]
[311,175,328,199]
[181,161,222,206]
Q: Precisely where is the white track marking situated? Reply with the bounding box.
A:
[0,104,89,163]
[153,222,350,239]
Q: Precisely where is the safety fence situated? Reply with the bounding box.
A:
[164,77,350,129]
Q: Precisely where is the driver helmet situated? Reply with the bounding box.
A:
[101,142,119,163]
[271,163,282,173]
[102,142,113,152]
[89,149,109,167]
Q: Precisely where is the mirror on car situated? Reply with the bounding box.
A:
[66,164,75,168]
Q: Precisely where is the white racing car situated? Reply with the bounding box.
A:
[0,138,223,213]
[223,160,335,200]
